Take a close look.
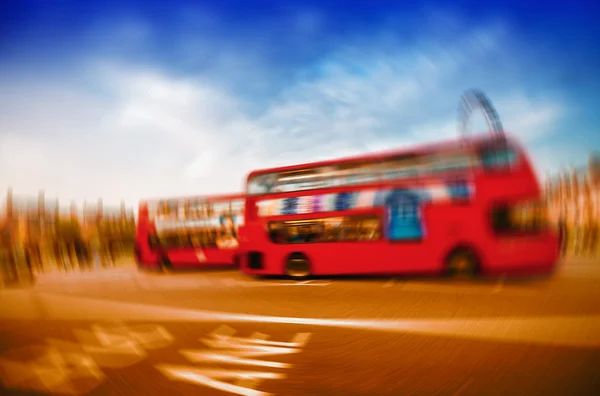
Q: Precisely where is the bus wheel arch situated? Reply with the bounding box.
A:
[444,244,482,277]
[285,252,311,280]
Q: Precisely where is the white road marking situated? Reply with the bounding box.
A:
[0,322,176,395]
[134,274,154,290]
[222,278,240,287]
[142,277,210,290]
[73,327,147,369]
[452,378,474,396]
[233,280,331,287]
[383,279,395,288]
[398,282,537,297]
[158,326,310,395]
[36,275,332,292]
[157,366,283,396]
[131,325,175,350]
[5,292,599,348]
[183,351,292,369]
[0,344,106,395]
[207,330,311,349]
[558,267,600,279]
[37,274,328,292]
[286,282,330,287]
[492,275,506,294]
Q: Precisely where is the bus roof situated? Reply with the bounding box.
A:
[246,133,521,180]
[139,192,245,208]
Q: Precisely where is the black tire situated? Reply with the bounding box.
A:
[158,257,173,274]
[445,249,478,278]
[134,247,145,270]
[285,253,311,280]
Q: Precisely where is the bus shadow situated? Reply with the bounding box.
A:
[252,272,555,285]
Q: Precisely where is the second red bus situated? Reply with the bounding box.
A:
[135,193,245,272]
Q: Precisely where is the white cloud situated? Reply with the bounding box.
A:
[0,19,571,208]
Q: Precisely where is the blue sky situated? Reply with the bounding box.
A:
[0,0,599,205]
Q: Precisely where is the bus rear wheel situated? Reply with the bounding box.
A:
[158,258,173,274]
[285,253,311,280]
[445,249,478,278]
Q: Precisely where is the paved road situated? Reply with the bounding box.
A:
[1,258,599,395]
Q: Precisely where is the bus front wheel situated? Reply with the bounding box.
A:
[445,248,479,278]
[158,257,173,274]
[285,253,311,280]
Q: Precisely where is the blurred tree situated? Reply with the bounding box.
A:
[56,219,83,243]
[590,154,600,186]
[98,219,135,241]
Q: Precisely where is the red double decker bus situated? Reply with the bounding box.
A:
[238,134,560,279]
[135,193,245,272]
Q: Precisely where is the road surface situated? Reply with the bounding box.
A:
[1,257,599,395]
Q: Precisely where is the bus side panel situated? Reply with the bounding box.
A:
[313,242,435,275]
[240,196,558,277]
[259,203,489,277]
[240,220,441,276]
[480,234,560,276]
[309,206,440,275]
[166,248,239,268]
[246,241,439,276]
[241,231,558,278]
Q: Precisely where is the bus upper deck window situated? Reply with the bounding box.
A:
[480,148,517,169]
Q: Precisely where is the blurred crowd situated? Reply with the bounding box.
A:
[546,158,600,258]
[0,190,135,286]
[0,235,126,284]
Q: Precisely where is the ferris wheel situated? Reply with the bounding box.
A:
[458,89,505,142]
